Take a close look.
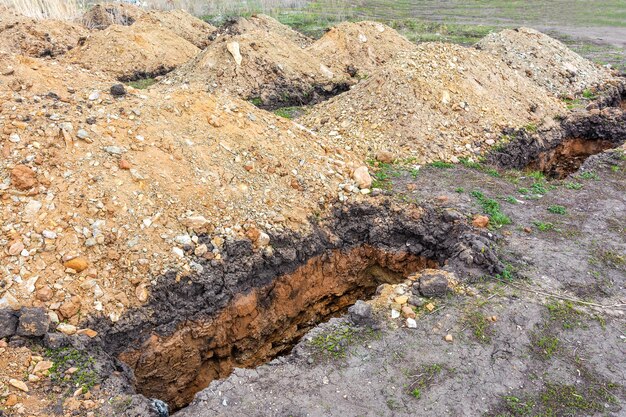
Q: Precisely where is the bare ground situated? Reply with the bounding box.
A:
[174,149,626,417]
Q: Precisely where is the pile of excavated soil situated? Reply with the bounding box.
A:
[476,27,617,97]
[306,21,416,76]
[81,2,145,30]
[0,7,87,57]
[166,28,349,107]
[0,49,363,329]
[64,20,199,81]
[136,9,216,49]
[302,42,567,163]
[213,14,313,48]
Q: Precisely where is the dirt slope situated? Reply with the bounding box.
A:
[307,21,416,76]
[64,20,199,81]
[166,28,350,108]
[476,27,617,97]
[136,9,216,49]
[302,42,566,163]
[213,14,313,48]
[0,7,87,57]
[0,50,361,326]
[80,2,146,30]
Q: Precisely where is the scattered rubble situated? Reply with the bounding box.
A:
[477,27,618,96]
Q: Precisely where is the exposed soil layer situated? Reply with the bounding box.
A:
[487,99,626,175]
[89,201,502,410]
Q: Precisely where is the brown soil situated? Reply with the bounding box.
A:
[476,27,617,96]
[302,42,566,164]
[0,8,87,57]
[80,2,146,30]
[306,21,416,76]
[63,20,199,81]
[527,137,617,178]
[135,9,216,49]
[215,14,313,48]
[165,27,350,107]
[119,245,436,409]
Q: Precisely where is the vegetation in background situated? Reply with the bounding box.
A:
[470,190,512,228]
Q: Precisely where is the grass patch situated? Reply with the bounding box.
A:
[531,332,560,359]
[429,161,454,169]
[463,308,493,343]
[470,190,512,228]
[565,181,583,190]
[46,347,99,394]
[407,363,447,399]
[309,323,379,359]
[546,301,584,330]
[273,106,304,119]
[547,205,567,215]
[578,171,600,180]
[127,78,157,90]
[532,221,555,232]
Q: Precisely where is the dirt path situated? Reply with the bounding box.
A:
[174,149,626,417]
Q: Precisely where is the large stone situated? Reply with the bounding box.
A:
[348,300,374,326]
[352,166,372,189]
[10,165,37,190]
[63,257,89,272]
[44,332,69,349]
[16,308,49,337]
[0,309,18,339]
[418,270,452,297]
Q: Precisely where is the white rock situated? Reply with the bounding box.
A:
[406,318,417,328]
[175,234,192,246]
[88,91,100,101]
[391,309,400,319]
[227,41,242,66]
[57,323,77,335]
[42,230,57,239]
[9,133,20,143]
[172,247,185,258]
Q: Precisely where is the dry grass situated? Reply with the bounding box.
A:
[0,0,85,19]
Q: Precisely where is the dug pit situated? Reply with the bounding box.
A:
[90,201,502,411]
[488,101,626,177]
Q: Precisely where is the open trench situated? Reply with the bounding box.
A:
[487,89,626,177]
[87,201,503,412]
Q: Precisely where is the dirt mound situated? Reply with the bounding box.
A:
[81,2,145,30]
[302,42,566,163]
[0,8,87,57]
[0,45,361,325]
[136,9,216,49]
[306,21,416,76]
[64,20,199,81]
[166,29,350,108]
[476,27,616,96]
[213,14,313,48]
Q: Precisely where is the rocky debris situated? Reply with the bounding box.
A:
[9,164,37,190]
[302,42,566,163]
[477,27,618,97]
[0,309,18,338]
[212,14,313,48]
[307,21,416,76]
[81,2,145,30]
[352,166,372,189]
[415,269,456,297]
[165,26,350,107]
[348,300,375,326]
[64,20,199,81]
[472,215,490,228]
[0,8,87,57]
[110,83,127,96]
[136,9,217,49]
[16,307,49,337]
[8,378,28,392]
[63,257,89,272]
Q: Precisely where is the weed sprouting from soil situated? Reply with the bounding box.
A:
[546,301,584,330]
[565,181,583,190]
[470,190,512,228]
[309,323,380,360]
[462,308,494,343]
[46,347,99,394]
[429,161,454,169]
[547,205,567,215]
[407,363,447,400]
[127,78,157,90]
[273,106,305,119]
[532,221,555,232]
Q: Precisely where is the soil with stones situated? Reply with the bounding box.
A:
[1,5,625,416]
[174,147,626,417]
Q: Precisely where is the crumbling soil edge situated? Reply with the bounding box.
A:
[82,199,503,410]
[486,91,626,173]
